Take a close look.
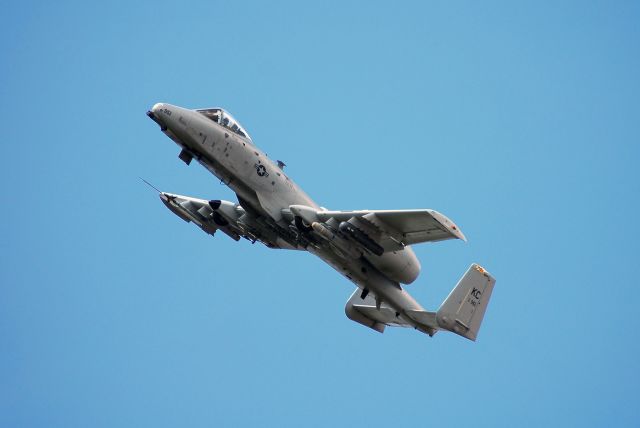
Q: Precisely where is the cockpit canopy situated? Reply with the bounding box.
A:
[196,108,251,140]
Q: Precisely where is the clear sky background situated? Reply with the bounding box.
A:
[2,1,639,427]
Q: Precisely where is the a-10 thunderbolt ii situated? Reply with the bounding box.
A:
[146,103,496,340]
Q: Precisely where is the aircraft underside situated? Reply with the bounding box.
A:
[146,103,496,340]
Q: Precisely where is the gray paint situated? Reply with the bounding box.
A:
[147,103,496,340]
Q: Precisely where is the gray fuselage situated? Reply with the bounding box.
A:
[149,103,430,333]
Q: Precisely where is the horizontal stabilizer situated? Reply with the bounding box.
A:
[353,305,401,326]
[343,264,495,340]
[405,310,438,330]
[345,289,436,335]
[345,289,409,333]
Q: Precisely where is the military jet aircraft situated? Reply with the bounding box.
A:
[146,103,495,340]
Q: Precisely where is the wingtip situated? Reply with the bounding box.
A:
[429,209,467,242]
[447,219,467,242]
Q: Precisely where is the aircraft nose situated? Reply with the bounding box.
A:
[148,103,164,119]
[147,102,167,130]
[151,103,164,114]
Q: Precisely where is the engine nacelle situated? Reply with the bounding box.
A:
[369,247,421,285]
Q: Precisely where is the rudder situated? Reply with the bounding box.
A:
[436,264,496,341]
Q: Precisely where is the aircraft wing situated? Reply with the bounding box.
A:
[159,193,241,241]
[315,208,466,252]
[159,192,299,250]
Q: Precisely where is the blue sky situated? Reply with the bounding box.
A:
[2,1,639,426]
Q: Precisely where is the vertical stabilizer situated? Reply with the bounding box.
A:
[436,264,496,341]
